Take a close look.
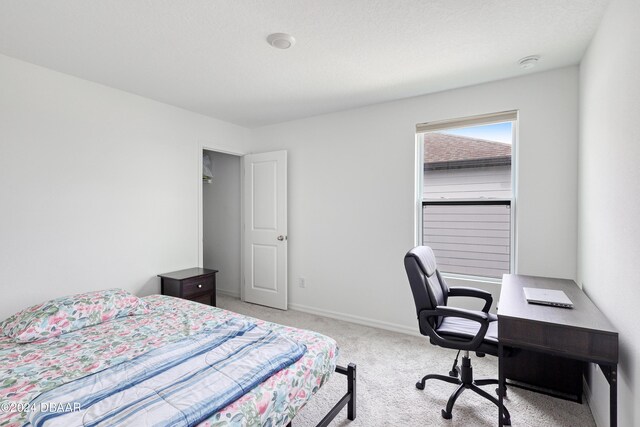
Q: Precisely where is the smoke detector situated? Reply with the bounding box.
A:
[267,33,296,50]
[518,55,540,70]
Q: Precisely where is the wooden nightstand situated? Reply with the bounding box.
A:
[158,268,218,306]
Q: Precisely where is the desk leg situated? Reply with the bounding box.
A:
[611,368,617,427]
[600,364,617,427]
[498,343,505,427]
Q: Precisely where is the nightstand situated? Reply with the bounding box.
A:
[158,267,218,306]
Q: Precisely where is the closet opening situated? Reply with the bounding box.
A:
[201,149,242,300]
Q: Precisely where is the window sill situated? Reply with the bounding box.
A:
[440,272,503,286]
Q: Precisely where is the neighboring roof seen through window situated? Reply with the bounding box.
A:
[424,122,512,170]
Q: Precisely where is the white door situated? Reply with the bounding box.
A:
[243,151,287,310]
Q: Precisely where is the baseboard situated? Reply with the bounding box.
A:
[216,288,240,298]
[288,302,421,337]
[219,292,420,337]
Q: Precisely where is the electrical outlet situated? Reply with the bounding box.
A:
[297,277,306,288]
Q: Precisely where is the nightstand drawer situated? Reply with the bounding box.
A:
[190,293,214,306]
[183,277,214,297]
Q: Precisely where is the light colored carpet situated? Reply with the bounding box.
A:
[217,295,595,427]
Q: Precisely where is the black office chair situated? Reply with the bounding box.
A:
[404,246,510,424]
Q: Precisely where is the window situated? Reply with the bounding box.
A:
[417,111,516,279]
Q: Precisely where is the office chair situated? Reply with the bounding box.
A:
[404,246,510,425]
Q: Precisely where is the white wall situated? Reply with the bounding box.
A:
[0,54,250,320]
[202,150,242,297]
[250,67,579,333]
[578,0,640,425]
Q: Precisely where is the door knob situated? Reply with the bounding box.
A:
[277,235,285,241]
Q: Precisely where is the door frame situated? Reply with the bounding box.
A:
[197,143,246,299]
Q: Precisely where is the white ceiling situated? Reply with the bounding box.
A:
[0,0,610,128]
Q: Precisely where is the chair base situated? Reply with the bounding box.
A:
[416,355,511,425]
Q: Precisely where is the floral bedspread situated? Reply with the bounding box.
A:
[0,295,338,427]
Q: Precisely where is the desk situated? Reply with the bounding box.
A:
[497,275,618,427]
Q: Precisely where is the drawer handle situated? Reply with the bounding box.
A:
[198,284,203,289]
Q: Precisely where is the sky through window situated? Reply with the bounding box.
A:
[438,122,512,144]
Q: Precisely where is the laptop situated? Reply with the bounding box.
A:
[523,287,574,308]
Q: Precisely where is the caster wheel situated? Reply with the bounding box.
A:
[503,418,511,426]
[441,409,452,420]
[415,382,425,390]
[449,370,458,378]
[496,387,507,398]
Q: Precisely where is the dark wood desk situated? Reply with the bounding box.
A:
[497,274,618,426]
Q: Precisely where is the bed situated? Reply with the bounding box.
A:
[0,291,356,427]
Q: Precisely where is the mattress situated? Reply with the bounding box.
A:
[0,295,338,427]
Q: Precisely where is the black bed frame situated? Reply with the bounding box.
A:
[286,363,357,427]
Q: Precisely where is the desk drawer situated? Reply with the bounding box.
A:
[183,277,214,297]
[500,318,618,364]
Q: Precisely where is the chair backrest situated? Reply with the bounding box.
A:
[404,246,449,331]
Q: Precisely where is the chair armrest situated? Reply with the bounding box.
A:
[448,286,493,313]
[419,306,490,351]
[434,305,488,322]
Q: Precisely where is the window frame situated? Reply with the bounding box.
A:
[415,111,518,282]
